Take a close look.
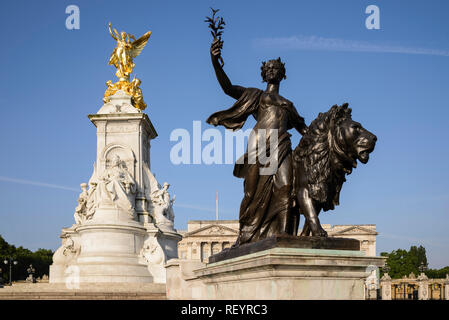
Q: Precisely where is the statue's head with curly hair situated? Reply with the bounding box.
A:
[261,57,286,83]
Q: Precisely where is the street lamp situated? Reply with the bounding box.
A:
[3,257,18,285]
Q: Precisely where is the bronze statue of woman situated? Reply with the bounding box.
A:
[207,38,317,245]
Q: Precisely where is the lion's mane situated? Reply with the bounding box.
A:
[293,103,356,211]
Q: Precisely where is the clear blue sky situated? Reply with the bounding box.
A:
[0,0,448,268]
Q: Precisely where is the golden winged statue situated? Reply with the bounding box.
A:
[104,23,151,111]
[108,22,151,81]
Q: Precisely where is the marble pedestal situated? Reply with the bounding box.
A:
[380,274,392,300]
[50,220,181,284]
[69,221,152,283]
[418,273,430,300]
[165,247,386,300]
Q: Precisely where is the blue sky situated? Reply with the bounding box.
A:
[0,0,448,268]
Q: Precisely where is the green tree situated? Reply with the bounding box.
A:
[380,245,428,279]
[381,245,449,279]
[0,234,54,283]
[426,266,449,279]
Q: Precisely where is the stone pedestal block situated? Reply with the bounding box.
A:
[141,224,182,283]
[418,273,429,300]
[444,275,449,300]
[165,247,386,300]
[380,274,392,300]
[208,235,360,263]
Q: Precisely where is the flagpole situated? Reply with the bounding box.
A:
[216,191,218,220]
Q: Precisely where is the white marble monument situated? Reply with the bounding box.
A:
[50,90,181,284]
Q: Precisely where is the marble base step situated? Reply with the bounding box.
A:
[0,282,166,300]
[0,292,166,300]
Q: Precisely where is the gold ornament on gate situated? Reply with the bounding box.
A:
[103,22,151,111]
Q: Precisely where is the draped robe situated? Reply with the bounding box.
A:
[207,87,305,244]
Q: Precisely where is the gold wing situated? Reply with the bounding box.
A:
[129,31,152,58]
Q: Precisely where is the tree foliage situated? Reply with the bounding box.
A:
[426,266,449,279]
[380,245,448,279]
[0,234,53,283]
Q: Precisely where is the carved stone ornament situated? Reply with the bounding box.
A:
[140,237,164,265]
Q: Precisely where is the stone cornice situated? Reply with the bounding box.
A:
[88,113,158,140]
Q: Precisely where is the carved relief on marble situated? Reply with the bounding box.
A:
[96,155,137,214]
[142,162,176,232]
[100,143,136,178]
[140,237,165,265]
[52,232,81,266]
[106,121,139,133]
[73,165,100,224]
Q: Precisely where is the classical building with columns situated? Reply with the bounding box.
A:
[322,224,378,257]
[177,220,378,263]
[177,220,238,262]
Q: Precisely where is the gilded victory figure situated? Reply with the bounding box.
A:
[103,22,151,111]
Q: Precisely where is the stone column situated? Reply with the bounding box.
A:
[208,242,213,261]
[200,242,205,262]
[444,275,449,300]
[380,273,392,300]
[443,274,449,300]
[192,243,198,260]
[418,273,429,300]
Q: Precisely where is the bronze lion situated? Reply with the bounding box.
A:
[291,103,377,237]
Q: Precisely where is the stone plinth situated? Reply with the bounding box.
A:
[418,273,429,300]
[208,235,360,263]
[70,221,152,283]
[380,273,392,300]
[165,247,386,300]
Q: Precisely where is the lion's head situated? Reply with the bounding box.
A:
[293,103,377,211]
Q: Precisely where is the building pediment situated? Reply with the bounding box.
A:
[184,224,238,237]
[331,225,378,236]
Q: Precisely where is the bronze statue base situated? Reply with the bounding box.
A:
[208,235,361,263]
